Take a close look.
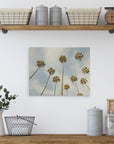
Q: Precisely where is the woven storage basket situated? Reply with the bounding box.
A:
[0,8,32,25]
[66,8,101,25]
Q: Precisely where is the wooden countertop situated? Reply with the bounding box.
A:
[0,134,114,144]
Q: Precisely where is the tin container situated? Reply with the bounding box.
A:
[50,6,62,25]
[35,5,48,25]
[106,111,114,135]
[87,107,103,136]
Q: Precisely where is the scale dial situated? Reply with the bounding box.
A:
[105,7,114,24]
[105,10,114,24]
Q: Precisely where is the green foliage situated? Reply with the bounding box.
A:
[0,85,17,110]
[59,55,67,63]
[80,78,88,84]
[77,93,83,96]
[70,76,78,82]
[75,52,83,61]
[82,67,89,74]
[64,84,70,90]
[47,67,55,75]
[53,76,60,83]
[0,102,3,109]
[36,60,45,67]
[0,85,3,90]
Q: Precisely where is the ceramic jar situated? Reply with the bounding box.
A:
[87,107,103,136]
[0,110,5,136]
[35,5,48,25]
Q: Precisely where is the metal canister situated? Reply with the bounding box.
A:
[50,5,62,25]
[87,107,103,136]
[35,5,48,25]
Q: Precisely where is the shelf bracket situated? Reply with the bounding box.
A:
[109,29,114,34]
[1,28,8,34]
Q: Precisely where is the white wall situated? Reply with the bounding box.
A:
[0,0,114,134]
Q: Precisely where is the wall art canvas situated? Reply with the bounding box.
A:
[29,47,90,96]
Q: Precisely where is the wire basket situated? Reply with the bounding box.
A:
[5,116,36,136]
[65,8,101,25]
[0,8,32,25]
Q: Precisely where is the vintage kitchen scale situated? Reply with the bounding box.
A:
[105,7,114,24]
[105,7,114,33]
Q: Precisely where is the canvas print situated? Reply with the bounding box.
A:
[29,47,90,96]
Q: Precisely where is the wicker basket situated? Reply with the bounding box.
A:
[0,8,32,25]
[5,116,35,136]
[107,99,114,114]
[66,8,101,25]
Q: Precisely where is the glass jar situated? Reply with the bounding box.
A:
[106,111,114,135]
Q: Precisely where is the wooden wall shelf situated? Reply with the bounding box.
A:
[0,25,114,34]
[0,134,114,144]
